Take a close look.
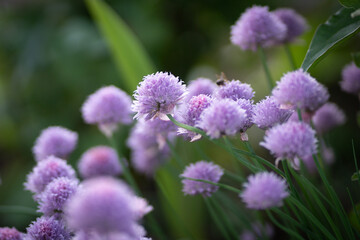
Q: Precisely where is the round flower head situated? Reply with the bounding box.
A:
[0,227,23,240]
[178,94,212,141]
[38,177,78,216]
[272,69,329,112]
[65,177,152,237]
[78,146,122,179]
[32,126,78,162]
[26,216,71,240]
[252,96,293,129]
[341,62,360,95]
[186,77,217,101]
[312,102,346,134]
[273,8,308,43]
[181,161,224,197]
[25,156,76,195]
[260,121,317,167]
[240,222,274,240]
[215,80,254,101]
[82,85,133,137]
[231,5,286,51]
[236,98,254,133]
[132,72,187,120]
[241,172,289,209]
[197,99,247,139]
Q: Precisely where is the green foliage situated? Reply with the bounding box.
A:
[301,8,360,71]
[85,0,155,93]
[352,52,360,67]
[338,0,360,9]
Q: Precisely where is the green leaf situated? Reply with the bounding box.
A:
[352,52,360,67]
[301,8,360,71]
[85,0,155,93]
[338,0,360,9]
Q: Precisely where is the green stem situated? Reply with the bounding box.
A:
[297,108,303,121]
[204,198,232,240]
[181,177,241,194]
[285,44,297,70]
[0,205,40,216]
[266,210,305,240]
[259,46,274,90]
[243,141,265,170]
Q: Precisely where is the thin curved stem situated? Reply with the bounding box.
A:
[259,46,274,90]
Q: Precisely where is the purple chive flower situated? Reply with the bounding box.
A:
[273,8,308,43]
[341,62,360,95]
[240,223,274,240]
[78,146,122,179]
[260,121,317,167]
[186,77,217,101]
[241,172,289,209]
[236,98,254,132]
[38,177,78,216]
[26,216,71,240]
[312,103,346,134]
[82,85,133,137]
[215,80,254,101]
[32,126,78,162]
[252,96,293,129]
[197,99,247,139]
[230,5,286,51]
[65,177,152,237]
[25,156,76,195]
[178,94,212,141]
[272,69,329,112]
[181,161,224,197]
[0,227,23,240]
[73,229,149,240]
[132,72,187,120]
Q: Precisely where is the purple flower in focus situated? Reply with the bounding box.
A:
[178,94,212,141]
[272,69,329,112]
[38,177,78,216]
[252,96,293,129]
[132,72,187,120]
[82,86,133,137]
[241,172,288,209]
[236,98,254,132]
[260,121,317,167]
[341,62,360,95]
[25,156,76,195]
[312,102,346,134]
[273,8,308,43]
[181,161,224,197]
[186,77,217,101]
[32,126,78,162]
[197,99,247,139]
[215,80,254,101]
[65,177,152,238]
[78,146,122,179]
[0,227,23,240]
[230,6,286,51]
[26,216,71,240]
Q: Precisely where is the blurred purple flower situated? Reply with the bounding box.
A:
[252,96,293,129]
[241,172,288,209]
[132,72,187,120]
[273,8,308,43]
[231,5,286,51]
[38,177,78,216]
[240,222,274,240]
[186,77,217,101]
[197,99,247,139]
[82,85,133,137]
[78,146,122,179]
[181,161,224,197]
[272,69,329,112]
[214,80,254,101]
[341,62,360,95]
[312,102,346,134]
[32,126,78,162]
[25,156,76,195]
[260,121,317,167]
[65,177,152,238]
[0,227,23,240]
[26,216,71,240]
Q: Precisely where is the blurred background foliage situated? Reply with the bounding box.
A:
[0,0,360,238]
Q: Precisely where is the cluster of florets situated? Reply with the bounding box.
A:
[230,6,307,51]
[0,227,23,240]
[341,62,360,95]
[81,85,133,137]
